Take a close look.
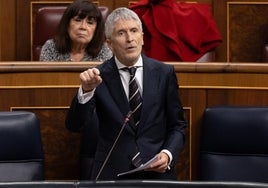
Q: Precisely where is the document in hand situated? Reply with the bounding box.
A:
[117,155,159,177]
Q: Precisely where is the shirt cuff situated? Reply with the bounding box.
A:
[77,85,95,104]
[161,149,172,170]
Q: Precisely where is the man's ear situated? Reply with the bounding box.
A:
[106,38,112,50]
[141,32,144,46]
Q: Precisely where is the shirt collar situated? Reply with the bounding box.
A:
[115,55,143,70]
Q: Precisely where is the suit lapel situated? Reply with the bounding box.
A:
[137,56,160,133]
[100,58,136,133]
[101,58,129,114]
[101,56,160,135]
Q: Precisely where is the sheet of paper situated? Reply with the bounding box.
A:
[117,155,159,177]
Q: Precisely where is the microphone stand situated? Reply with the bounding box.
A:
[95,111,132,181]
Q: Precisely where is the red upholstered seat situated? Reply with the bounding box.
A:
[32,6,109,61]
[32,7,66,61]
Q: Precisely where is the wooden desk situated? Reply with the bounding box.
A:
[1,62,268,180]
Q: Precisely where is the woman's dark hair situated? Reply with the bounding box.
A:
[55,0,105,58]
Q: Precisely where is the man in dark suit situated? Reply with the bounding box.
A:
[66,7,187,180]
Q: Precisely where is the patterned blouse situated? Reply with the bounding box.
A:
[39,39,113,62]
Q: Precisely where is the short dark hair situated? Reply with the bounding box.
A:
[55,0,105,58]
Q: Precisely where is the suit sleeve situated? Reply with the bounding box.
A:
[65,94,95,132]
[164,66,188,166]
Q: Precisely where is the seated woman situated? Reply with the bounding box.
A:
[40,0,112,62]
[39,0,112,180]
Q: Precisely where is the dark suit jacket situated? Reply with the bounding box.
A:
[66,55,187,180]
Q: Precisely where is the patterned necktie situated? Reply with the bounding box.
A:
[122,67,142,127]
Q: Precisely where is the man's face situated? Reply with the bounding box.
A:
[107,19,144,66]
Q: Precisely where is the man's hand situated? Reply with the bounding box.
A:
[80,68,102,93]
[145,152,170,173]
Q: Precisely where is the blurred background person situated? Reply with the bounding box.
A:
[130,0,222,62]
[40,0,112,62]
[39,0,112,180]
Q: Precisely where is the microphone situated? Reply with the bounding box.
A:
[95,111,132,181]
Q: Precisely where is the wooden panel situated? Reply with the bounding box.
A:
[179,89,207,180]
[176,107,191,180]
[12,107,81,180]
[207,89,268,106]
[0,86,191,180]
[2,62,268,180]
[0,62,193,180]
[0,0,16,61]
[0,87,80,180]
[227,2,268,62]
[212,0,227,61]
